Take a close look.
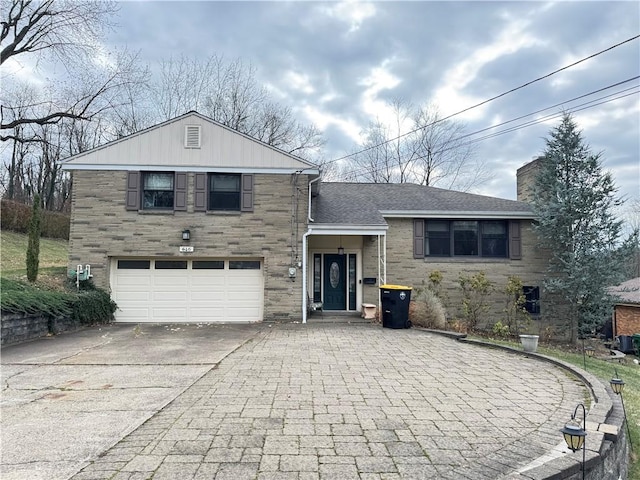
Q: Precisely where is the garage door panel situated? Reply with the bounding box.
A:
[112,259,263,323]
[116,308,150,322]
[115,291,151,302]
[151,291,189,302]
[189,308,226,321]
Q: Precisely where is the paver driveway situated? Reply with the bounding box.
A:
[69,323,588,480]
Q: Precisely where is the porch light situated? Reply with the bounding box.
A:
[182,229,191,241]
[560,403,587,480]
[338,235,344,255]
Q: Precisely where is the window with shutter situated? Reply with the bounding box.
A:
[141,172,175,210]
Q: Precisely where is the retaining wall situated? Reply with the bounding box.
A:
[1,312,85,346]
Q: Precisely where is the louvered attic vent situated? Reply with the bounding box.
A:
[184,125,201,148]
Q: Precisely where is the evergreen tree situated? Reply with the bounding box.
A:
[26,195,42,283]
[532,113,637,342]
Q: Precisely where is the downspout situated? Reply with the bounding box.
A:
[302,176,322,324]
[307,175,321,222]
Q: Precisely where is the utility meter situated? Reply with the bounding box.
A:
[288,267,297,278]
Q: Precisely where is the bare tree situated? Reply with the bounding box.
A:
[0,0,150,141]
[348,100,488,190]
[409,104,488,190]
[151,54,324,161]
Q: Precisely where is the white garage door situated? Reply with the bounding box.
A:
[111,258,263,323]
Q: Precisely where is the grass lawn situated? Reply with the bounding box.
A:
[1,230,68,283]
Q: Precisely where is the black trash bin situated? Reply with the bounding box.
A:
[617,335,635,354]
[379,284,412,329]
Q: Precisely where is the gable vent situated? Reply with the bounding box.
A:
[184,125,201,148]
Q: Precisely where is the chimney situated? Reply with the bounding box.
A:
[516,157,544,203]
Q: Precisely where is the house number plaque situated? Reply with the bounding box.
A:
[179,246,194,253]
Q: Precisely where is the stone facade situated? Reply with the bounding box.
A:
[516,157,543,203]
[362,217,549,330]
[69,170,309,321]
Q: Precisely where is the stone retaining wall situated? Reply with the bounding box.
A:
[1,312,85,346]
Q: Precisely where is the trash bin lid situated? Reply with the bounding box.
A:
[379,284,412,290]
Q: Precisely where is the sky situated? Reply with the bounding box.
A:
[81,1,640,207]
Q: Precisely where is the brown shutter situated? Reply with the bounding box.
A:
[413,219,425,259]
[194,173,207,211]
[241,174,254,212]
[174,172,187,211]
[509,220,522,260]
[125,171,140,211]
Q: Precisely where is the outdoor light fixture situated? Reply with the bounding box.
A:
[610,369,633,451]
[338,235,344,255]
[182,229,191,241]
[561,403,587,480]
[585,346,595,357]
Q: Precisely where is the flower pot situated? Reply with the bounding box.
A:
[519,334,539,353]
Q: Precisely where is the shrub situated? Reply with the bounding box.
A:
[492,321,511,339]
[1,199,70,239]
[72,289,117,325]
[1,278,72,317]
[458,271,494,331]
[1,278,116,325]
[503,275,531,336]
[26,195,42,282]
[409,288,446,329]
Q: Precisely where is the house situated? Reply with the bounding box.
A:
[608,277,640,337]
[61,111,547,325]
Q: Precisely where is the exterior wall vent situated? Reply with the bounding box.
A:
[184,125,201,148]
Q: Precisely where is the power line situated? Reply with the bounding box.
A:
[327,34,640,165]
[338,83,639,180]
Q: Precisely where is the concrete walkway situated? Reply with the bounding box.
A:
[63,323,587,480]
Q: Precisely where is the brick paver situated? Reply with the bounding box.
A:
[72,323,587,479]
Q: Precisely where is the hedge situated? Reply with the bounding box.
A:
[1,278,116,325]
[1,199,70,239]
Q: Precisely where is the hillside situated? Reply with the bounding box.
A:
[1,230,68,279]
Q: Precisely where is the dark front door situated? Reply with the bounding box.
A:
[323,254,346,310]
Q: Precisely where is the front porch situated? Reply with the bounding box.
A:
[302,231,387,323]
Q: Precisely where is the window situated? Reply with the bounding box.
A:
[209,174,240,211]
[229,260,261,270]
[523,286,540,314]
[155,260,187,269]
[481,221,508,257]
[193,261,224,269]
[143,173,174,209]
[422,220,510,258]
[453,221,478,255]
[117,260,150,269]
[426,221,450,256]
[313,254,321,302]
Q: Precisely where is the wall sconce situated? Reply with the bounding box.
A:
[610,369,633,451]
[560,403,587,480]
[182,229,191,241]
